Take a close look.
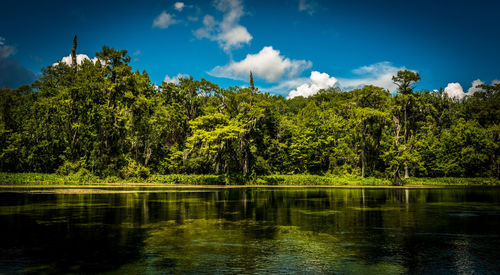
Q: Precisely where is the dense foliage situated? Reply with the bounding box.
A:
[1,46,498,183]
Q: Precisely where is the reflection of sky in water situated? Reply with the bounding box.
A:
[0,188,499,274]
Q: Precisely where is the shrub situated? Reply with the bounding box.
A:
[56,161,82,176]
[121,159,150,179]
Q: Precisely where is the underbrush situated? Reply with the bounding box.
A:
[0,172,497,186]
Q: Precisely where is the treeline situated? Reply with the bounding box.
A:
[0,46,498,183]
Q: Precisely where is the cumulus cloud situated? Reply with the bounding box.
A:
[338,62,407,92]
[444,82,466,99]
[467,79,484,94]
[57,54,90,66]
[174,2,185,11]
[153,11,178,29]
[443,79,496,99]
[209,46,312,82]
[265,77,308,95]
[164,73,190,84]
[52,53,106,67]
[298,0,316,15]
[287,71,337,99]
[263,61,416,97]
[194,0,252,51]
[0,37,16,59]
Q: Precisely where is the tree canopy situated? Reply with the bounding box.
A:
[1,46,498,181]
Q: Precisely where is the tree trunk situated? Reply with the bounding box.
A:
[71,36,77,73]
[243,150,248,177]
[249,71,254,106]
[361,149,366,178]
[144,147,151,166]
[393,115,402,183]
[393,167,404,186]
[403,99,407,142]
[496,158,499,179]
[403,98,410,179]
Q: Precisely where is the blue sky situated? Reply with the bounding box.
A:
[1,0,499,98]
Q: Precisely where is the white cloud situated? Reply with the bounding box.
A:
[444,82,466,99]
[287,71,337,99]
[0,37,16,59]
[194,0,252,51]
[209,46,311,83]
[217,26,252,50]
[54,54,90,66]
[298,0,316,15]
[164,73,190,84]
[174,2,185,11]
[265,61,414,97]
[194,15,216,39]
[53,53,105,67]
[265,77,309,95]
[203,14,216,27]
[444,79,494,99]
[338,62,407,92]
[467,79,484,94]
[153,11,178,29]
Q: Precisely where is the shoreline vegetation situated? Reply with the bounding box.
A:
[1,173,498,187]
[1,42,499,186]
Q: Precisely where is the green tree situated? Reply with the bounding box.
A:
[391,70,421,183]
[350,86,391,177]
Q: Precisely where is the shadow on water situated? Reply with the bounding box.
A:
[0,187,500,273]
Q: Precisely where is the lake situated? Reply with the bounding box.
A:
[1,187,499,274]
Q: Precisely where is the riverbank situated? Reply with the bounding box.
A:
[0,172,498,187]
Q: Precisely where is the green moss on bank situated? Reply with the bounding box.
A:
[0,172,498,186]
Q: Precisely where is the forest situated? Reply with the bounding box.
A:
[0,46,499,184]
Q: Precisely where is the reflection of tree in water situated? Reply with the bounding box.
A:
[135,218,405,274]
[134,188,500,273]
[127,189,406,273]
[365,189,500,273]
[1,189,499,273]
[0,193,148,273]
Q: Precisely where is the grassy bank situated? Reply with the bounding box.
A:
[0,172,498,186]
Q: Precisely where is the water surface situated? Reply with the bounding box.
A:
[1,187,499,274]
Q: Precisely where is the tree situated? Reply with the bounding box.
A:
[184,113,246,174]
[392,70,420,95]
[71,35,77,73]
[392,70,421,182]
[1,42,498,183]
[350,86,391,177]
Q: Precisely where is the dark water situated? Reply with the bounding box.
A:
[1,187,500,274]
